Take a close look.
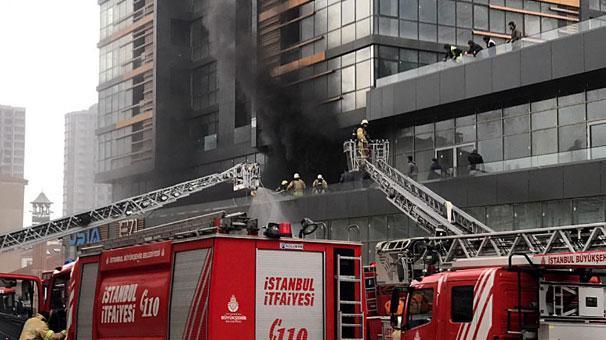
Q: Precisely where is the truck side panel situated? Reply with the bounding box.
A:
[168,247,212,340]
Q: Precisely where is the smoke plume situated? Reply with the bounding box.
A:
[202,1,345,186]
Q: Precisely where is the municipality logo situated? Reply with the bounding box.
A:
[228,295,239,313]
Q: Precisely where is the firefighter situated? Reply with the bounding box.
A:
[443,44,463,62]
[287,173,306,197]
[312,174,328,194]
[356,119,369,160]
[275,180,289,193]
[19,313,65,340]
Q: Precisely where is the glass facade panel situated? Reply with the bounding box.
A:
[400,0,418,20]
[542,200,572,227]
[379,17,399,36]
[455,125,476,143]
[531,110,557,129]
[400,20,418,39]
[419,0,437,23]
[514,203,542,229]
[477,120,502,140]
[486,205,513,231]
[438,26,456,43]
[419,23,437,41]
[415,132,434,149]
[489,9,505,33]
[587,99,606,121]
[559,124,586,151]
[573,197,606,224]
[478,137,503,162]
[532,98,556,111]
[532,128,557,155]
[456,2,472,28]
[342,0,355,24]
[435,129,454,147]
[558,104,585,125]
[504,133,530,159]
[474,5,488,30]
[504,115,529,135]
[438,0,456,25]
[380,0,399,16]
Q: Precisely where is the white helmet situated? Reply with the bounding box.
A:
[317,174,323,179]
[281,180,288,185]
[361,119,369,125]
[294,173,300,179]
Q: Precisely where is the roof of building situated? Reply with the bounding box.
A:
[32,192,52,204]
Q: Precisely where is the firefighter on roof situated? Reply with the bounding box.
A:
[287,173,306,197]
[19,313,65,340]
[312,174,328,194]
[275,180,289,193]
[357,119,369,159]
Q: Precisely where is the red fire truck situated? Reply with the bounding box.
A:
[0,213,366,340]
[343,140,606,340]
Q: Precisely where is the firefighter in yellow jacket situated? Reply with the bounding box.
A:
[357,119,369,159]
[287,173,306,197]
[19,313,65,340]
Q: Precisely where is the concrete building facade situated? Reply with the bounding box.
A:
[63,105,112,216]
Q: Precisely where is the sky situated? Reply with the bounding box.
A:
[0,1,99,225]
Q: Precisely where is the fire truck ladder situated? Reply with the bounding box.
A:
[336,254,365,340]
[344,140,493,236]
[0,163,260,253]
[376,222,606,280]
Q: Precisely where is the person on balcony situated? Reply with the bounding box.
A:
[443,44,464,62]
[356,119,370,160]
[507,21,522,43]
[467,40,484,57]
[287,173,306,197]
[483,35,496,48]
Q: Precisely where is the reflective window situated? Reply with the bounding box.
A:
[504,133,530,159]
[435,129,454,147]
[456,2,472,28]
[438,26,456,44]
[531,110,557,129]
[503,103,529,117]
[455,125,476,143]
[419,0,437,23]
[419,23,437,41]
[532,128,558,155]
[478,120,502,140]
[400,0,418,20]
[451,286,473,323]
[514,203,542,229]
[587,99,606,121]
[380,0,399,16]
[542,200,572,227]
[400,20,418,39]
[356,0,371,19]
[408,289,434,328]
[342,0,355,24]
[489,9,505,33]
[380,17,399,36]
[415,133,435,149]
[474,5,489,30]
[356,60,372,89]
[328,3,341,31]
[558,104,585,125]
[559,124,586,151]
[504,115,529,135]
[574,198,606,224]
[478,137,503,162]
[438,0,455,25]
[590,123,606,147]
[487,205,513,231]
[559,92,585,106]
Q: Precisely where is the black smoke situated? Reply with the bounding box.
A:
[202,1,345,186]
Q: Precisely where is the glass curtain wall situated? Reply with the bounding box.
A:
[392,87,606,180]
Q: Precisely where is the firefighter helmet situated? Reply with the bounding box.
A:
[294,173,300,179]
[281,180,288,185]
[317,174,323,180]
[361,119,369,126]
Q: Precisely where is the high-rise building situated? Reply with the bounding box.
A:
[97,0,598,201]
[96,0,261,200]
[63,105,112,216]
[0,105,25,178]
[0,105,26,235]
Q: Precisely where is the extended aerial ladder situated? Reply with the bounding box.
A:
[344,140,606,285]
[0,163,260,253]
